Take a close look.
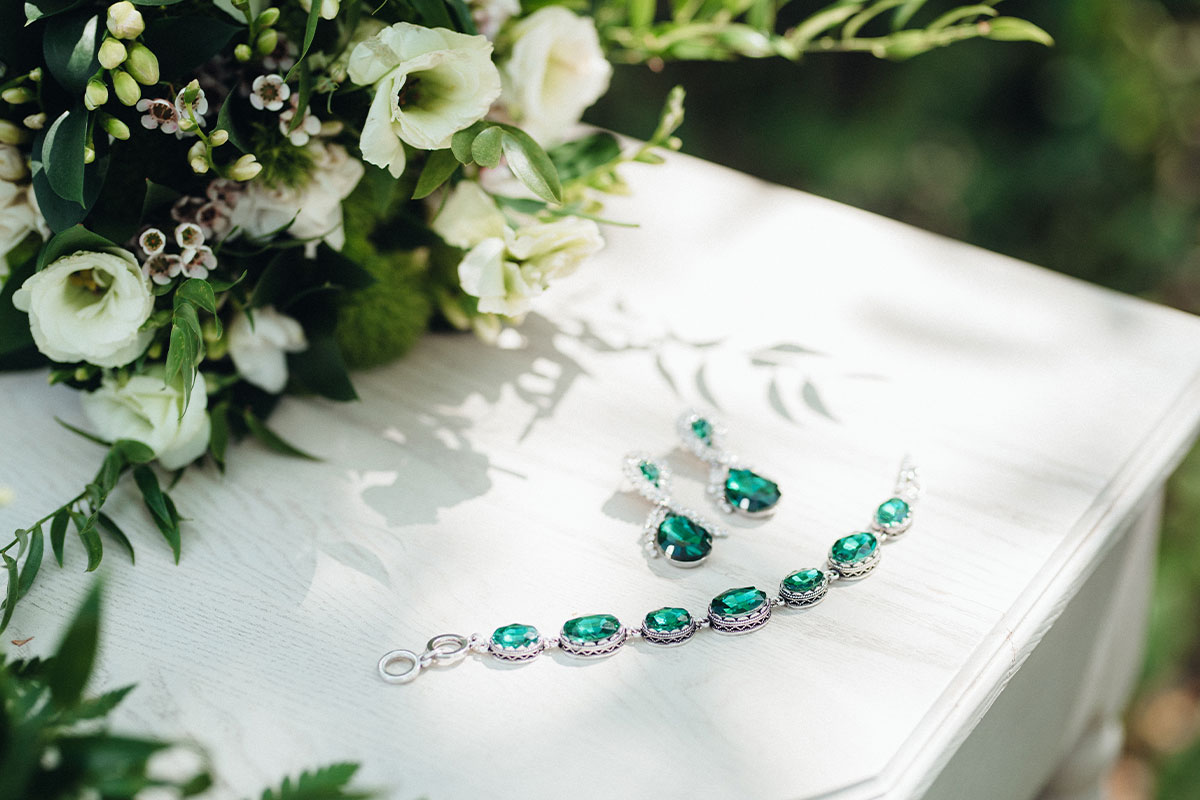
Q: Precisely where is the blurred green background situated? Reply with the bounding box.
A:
[588,2,1200,797]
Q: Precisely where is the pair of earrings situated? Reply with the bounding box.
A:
[623,410,782,569]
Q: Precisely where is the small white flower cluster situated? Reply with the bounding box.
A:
[172,178,243,240]
[136,85,209,137]
[137,222,217,284]
[249,73,330,147]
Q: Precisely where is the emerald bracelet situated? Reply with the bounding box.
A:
[377,458,921,684]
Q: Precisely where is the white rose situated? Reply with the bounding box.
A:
[227,306,308,394]
[430,181,506,249]
[457,216,602,316]
[12,248,154,367]
[231,141,363,257]
[348,23,501,177]
[81,369,211,470]
[0,144,27,182]
[500,8,612,145]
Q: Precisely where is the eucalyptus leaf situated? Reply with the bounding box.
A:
[1,554,18,633]
[17,524,44,600]
[132,465,180,562]
[71,511,103,572]
[96,513,135,565]
[50,508,69,567]
[500,128,563,204]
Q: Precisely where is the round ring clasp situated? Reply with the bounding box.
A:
[378,649,423,684]
[425,633,470,666]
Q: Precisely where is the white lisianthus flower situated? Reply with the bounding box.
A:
[227,306,308,394]
[231,141,364,256]
[430,181,506,249]
[500,8,612,146]
[458,216,603,316]
[12,249,154,367]
[348,23,501,177]
[81,369,211,470]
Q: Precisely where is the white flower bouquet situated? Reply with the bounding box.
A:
[0,0,1048,624]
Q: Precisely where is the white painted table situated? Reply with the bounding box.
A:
[4,153,1200,800]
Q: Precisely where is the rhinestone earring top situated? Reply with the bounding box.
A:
[676,409,782,518]
[622,453,727,569]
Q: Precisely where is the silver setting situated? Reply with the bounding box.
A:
[676,409,726,463]
[779,569,832,607]
[828,534,882,580]
[486,626,545,663]
[707,460,780,519]
[640,612,700,646]
[870,498,915,539]
[558,624,628,658]
[641,501,726,569]
[894,456,922,504]
[707,590,773,635]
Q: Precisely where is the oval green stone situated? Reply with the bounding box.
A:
[710,586,768,617]
[639,461,661,486]
[644,607,692,633]
[782,568,825,594]
[656,514,713,563]
[724,468,781,513]
[875,497,910,526]
[831,532,878,564]
[690,418,713,445]
[492,623,539,649]
[562,614,621,644]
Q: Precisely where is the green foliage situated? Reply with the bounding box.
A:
[255,763,372,800]
[0,584,213,799]
[451,122,564,203]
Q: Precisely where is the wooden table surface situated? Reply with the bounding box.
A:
[4,153,1200,799]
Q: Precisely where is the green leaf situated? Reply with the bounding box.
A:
[500,128,563,204]
[289,60,313,134]
[412,149,460,200]
[47,581,101,708]
[50,508,69,567]
[176,278,217,315]
[215,94,250,153]
[409,0,454,30]
[94,447,126,496]
[287,334,358,402]
[892,0,928,29]
[927,4,996,30]
[141,16,240,83]
[1,554,18,634]
[71,511,103,572]
[31,127,109,232]
[286,0,323,82]
[470,126,504,168]
[42,10,102,93]
[96,513,135,565]
[450,121,489,163]
[243,410,320,461]
[133,465,180,562]
[41,108,90,206]
[0,251,37,367]
[787,3,863,49]
[61,684,135,724]
[24,0,86,23]
[18,524,43,599]
[548,132,622,183]
[115,439,156,464]
[983,17,1054,46]
[257,763,370,800]
[37,224,117,271]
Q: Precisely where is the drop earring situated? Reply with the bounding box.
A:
[677,410,782,518]
[622,453,727,568]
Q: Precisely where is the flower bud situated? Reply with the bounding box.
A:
[124,43,160,86]
[228,153,262,181]
[256,28,278,57]
[84,78,109,110]
[234,43,252,62]
[179,79,201,107]
[255,7,280,27]
[100,113,130,140]
[1,87,33,104]
[106,1,145,39]
[28,68,42,82]
[83,145,96,164]
[209,129,229,146]
[0,120,30,144]
[177,116,196,131]
[98,37,127,69]
[190,157,210,174]
[22,113,46,130]
[188,140,206,160]
[112,69,141,105]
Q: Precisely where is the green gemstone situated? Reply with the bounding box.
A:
[562,614,621,644]
[690,418,713,445]
[644,607,692,633]
[639,461,661,486]
[724,468,781,513]
[831,532,878,564]
[656,514,713,563]
[875,497,910,527]
[710,586,768,617]
[491,623,539,650]
[782,568,825,594]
